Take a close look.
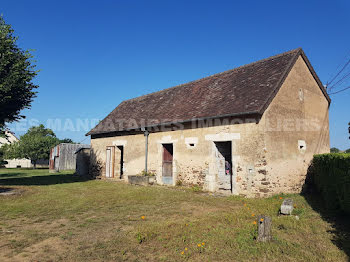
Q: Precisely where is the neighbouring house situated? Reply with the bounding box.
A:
[49,143,90,172]
[86,48,330,197]
[0,130,48,168]
[75,146,91,176]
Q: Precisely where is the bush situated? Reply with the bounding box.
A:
[311,153,350,214]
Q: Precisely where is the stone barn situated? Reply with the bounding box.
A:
[87,48,330,197]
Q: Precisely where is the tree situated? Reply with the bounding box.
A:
[0,147,8,167]
[59,138,75,144]
[345,148,350,154]
[330,147,340,153]
[3,125,59,168]
[0,16,38,133]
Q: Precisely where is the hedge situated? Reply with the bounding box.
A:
[311,153,350,214]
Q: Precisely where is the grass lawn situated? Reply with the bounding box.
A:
[0,169,349,261]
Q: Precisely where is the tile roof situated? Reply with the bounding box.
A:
[87,48,330,136]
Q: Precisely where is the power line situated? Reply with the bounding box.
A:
[327,54,350,87]
[325,51,350,95]
[78,136,89,144]
[328,85,350,95]
[327,70,350,90]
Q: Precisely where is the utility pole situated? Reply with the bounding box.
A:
[141,127,149,173]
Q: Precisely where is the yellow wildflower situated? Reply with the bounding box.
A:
[197,243,201,247]
[181,251,184,255]
[260,218,264,222]
[253,221,257,225]
[141,216,145,220]
[185,248,188,251]
[202,242,205,246]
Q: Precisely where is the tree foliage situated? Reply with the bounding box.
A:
[330,147,340,153]
[0,147,7,167]
[59,138,75,144]
[3,125,59,167]
[0,16,38,131]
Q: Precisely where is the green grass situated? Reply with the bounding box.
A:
[0,168,349,261]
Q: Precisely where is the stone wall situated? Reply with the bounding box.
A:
[90,55,330,197]
[90,120,261,195]
[251,56,330,197]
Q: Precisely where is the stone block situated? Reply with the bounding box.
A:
[280,198,294,215]
[128,176,156,186]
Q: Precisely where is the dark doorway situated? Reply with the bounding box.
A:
[214,141,232,193]
[162,144,173,185]
[117,146,124,179]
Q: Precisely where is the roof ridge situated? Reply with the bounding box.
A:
[87,47,306,136]
[121,48,302,103]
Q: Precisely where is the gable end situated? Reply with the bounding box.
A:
[258,48,331,115]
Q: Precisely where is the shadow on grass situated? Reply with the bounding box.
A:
[303,192,350,259]
[0,174,91,186]
[0,187,15,193]
[0,173,27,178]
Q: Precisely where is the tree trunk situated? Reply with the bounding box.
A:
[33,161,37,169]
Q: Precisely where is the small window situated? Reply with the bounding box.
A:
[299,89,304,101]
[185,137,198,149]
[298,140,306,151]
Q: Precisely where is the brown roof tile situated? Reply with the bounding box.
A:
[87,48,330,136]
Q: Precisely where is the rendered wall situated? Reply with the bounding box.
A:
[255,56,330,196]
[90,55,330,197]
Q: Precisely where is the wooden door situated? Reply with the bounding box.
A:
[162,144,173,184]
[106,147,114,178]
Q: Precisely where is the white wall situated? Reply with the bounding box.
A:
[0,131,33,168]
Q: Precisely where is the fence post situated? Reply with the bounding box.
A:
[257,215,272,242]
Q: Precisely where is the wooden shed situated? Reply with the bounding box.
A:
[75,146,91,176]
[49,143,90,172]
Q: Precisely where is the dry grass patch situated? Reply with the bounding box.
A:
[0,168,349,261]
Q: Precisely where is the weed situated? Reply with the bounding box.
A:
[176,180,183,186]
[191,185,202,192]
[137,170,156,177]
[136,232,146,244]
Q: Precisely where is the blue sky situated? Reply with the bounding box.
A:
[2,0,350,149]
